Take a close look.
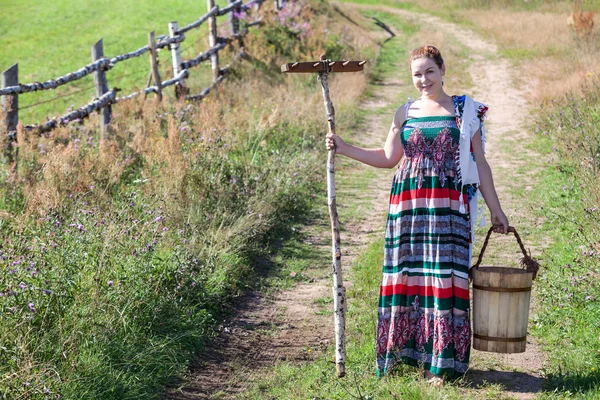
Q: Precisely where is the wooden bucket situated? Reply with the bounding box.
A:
[471,226,539,354]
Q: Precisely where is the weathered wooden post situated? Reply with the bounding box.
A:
[147,31,163,102]
[168,22,186,98]
[2,64,18,162]
[229,0,240,34]
[281,55,366,378]
[91,40,111,134]
[278,0,287,10]
[207,0,220,83]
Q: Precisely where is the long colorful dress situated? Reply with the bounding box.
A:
[375,105,475,377]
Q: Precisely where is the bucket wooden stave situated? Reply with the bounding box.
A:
[471,226,539,354]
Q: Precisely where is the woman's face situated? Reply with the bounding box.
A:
[410,57,445,96]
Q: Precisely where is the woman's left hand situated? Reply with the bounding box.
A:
[490,210,509,234]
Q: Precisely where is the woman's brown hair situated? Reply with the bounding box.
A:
[409,45,444,70]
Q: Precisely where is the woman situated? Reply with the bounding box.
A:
[325,45,508,384]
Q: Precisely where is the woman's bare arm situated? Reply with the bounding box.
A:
[471,130,509,233]
[325,105,406,169]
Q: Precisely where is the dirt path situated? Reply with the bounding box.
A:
[166,4,546,399]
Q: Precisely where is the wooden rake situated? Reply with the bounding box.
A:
[281,55,366,377]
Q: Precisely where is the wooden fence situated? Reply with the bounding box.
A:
[0,0,288,142]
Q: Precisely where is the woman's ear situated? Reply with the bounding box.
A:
[441,64,446,77]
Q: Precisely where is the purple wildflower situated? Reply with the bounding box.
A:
[107,280,114,287]
[28,303,36,312]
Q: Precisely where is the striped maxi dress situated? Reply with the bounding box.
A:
[375,111,474,378]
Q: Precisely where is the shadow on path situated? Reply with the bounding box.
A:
[465,369,545,396]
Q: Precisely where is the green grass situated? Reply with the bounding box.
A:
[525,84,600,399]
[0,0,233,122]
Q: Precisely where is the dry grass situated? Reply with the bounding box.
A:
[445,7,600,104]
[6,48,369,224]
[469,10,574,54]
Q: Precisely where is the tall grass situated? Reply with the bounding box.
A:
[531,80,600,398]
[0,1,372,398]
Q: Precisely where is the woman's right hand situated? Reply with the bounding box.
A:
[325,132,346,154]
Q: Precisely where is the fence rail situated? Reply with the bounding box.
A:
[1,0,285,142]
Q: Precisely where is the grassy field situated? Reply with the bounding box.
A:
[0,0,236,122]
[4,0,600,398]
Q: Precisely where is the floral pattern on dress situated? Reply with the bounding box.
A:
[376,295,472,374]
[403,127,459,189]
[433,313,452,357]
[453,312,471,362]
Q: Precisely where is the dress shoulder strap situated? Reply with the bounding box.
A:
[405,96,412,120]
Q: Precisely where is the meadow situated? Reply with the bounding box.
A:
[0,0,237,122]
[0,1,374,398]
[3,0,600,398]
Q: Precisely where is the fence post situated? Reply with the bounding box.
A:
[207,0,220,83]
[91,40,111,134]
[230,0,240,34]
[148,31,163,102]
[168,22,186,99]
[2,63,18,163]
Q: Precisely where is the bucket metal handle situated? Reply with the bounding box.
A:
[472,225,540,280]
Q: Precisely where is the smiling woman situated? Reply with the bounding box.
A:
[0,0,227,121]
[326,44,508,384]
